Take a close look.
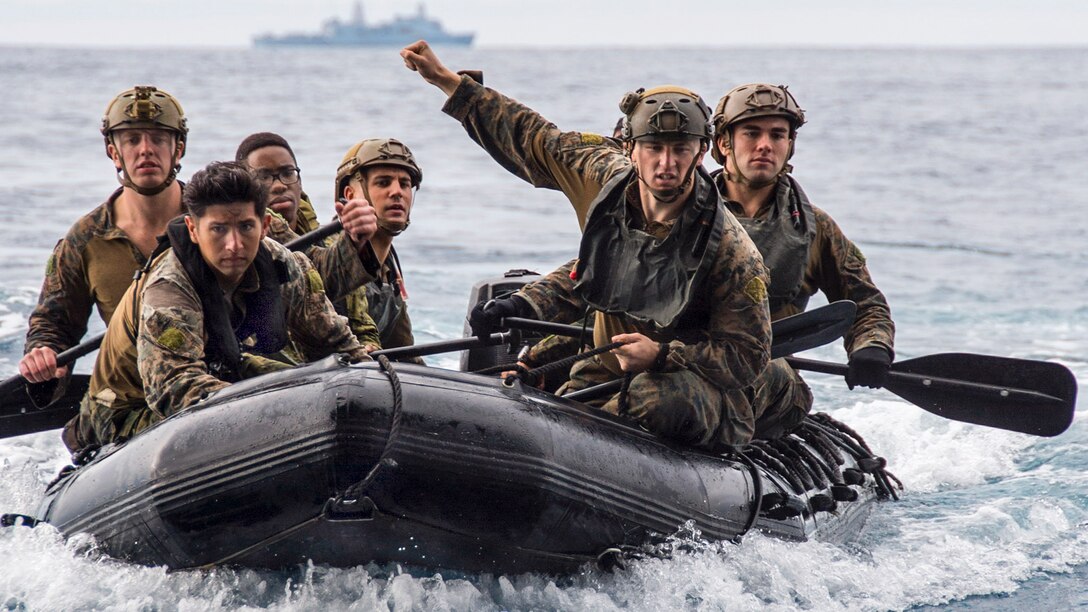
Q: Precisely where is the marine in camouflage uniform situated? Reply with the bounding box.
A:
[710,84,894,392]
[66,165,371,452]
[29,189,374,369]
[335,138,425,359]
[24,95,375,407]
[235,132,381,355]
[403,44,803,448]
[21,85,190,404]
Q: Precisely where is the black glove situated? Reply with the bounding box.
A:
[468,295,530,340]
[846,346,892,390]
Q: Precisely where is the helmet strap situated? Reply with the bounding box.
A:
[631,141,703,205]
[359,176,413,237]
[110,133,181,197]
[722,133,780,190]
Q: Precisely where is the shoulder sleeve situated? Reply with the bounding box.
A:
[515,259,587,323]
[25,233,94,354]
[281,251,371,363]
[808,206,895,357]
[668,219,773,390]
[137,274,229,419]
[265,216,376,303]
[443,75,630,228]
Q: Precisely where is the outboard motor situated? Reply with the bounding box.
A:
[460,269,543,373]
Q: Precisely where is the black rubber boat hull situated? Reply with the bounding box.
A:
[36,356,884,573]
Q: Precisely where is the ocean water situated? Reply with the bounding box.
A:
[0,45,1086,610]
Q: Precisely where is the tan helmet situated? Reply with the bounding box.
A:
[335,138,422,195]
[101,85,188,154]
[711,83,804,164]
[101,85,188,196]
[618,86,712,144]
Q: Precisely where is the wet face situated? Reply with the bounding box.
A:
[630,137,705,195]
[719,116,792,184]
[107,128,182,189]
[184,202,270,289]
[244,145,302,228]
[347,166,414,233]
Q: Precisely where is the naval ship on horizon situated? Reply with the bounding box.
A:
[254,1,474,47]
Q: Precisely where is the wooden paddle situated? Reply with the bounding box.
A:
[786,353,1077,437]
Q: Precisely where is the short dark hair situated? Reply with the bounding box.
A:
[184,161,268,218]
[234,132,297,164]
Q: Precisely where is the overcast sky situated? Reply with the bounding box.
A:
[3,0,1086,48]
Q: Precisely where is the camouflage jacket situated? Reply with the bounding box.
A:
[265,195,378,305]
[719,175,895,358]
[25,188,147,354]
[137,238,370,421]
[444,75,771,390]
[283,196,381,350]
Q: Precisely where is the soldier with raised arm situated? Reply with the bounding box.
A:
[402,42,812,448]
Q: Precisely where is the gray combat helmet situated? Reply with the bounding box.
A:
[619,85,713,144]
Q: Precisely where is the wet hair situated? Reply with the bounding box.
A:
[184,161,268,218]
[234,132,297,164]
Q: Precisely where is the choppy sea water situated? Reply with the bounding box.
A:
[0,45,1085,610]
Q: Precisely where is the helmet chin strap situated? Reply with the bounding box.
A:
[630,144,702,205]
[362,182,414,237]
[722,133,790,190]
[112,134,181,197]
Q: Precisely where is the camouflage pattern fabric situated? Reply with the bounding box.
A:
[271,196,381,362]
[443,75,791,448]
[24,188,146,355]
[719,176,895,358]
[265,196,377,304]
[68,238,370,450]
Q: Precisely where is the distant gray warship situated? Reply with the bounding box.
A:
[254,2,474,47]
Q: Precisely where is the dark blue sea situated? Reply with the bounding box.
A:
[0,46,1086,610]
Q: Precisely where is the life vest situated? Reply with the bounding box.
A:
[128,217,290,382]
[363,246,407,347]
[572,166,724,331]
[717,173,816,314]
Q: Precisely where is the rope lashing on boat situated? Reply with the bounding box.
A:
[732,448,764,542]
[738,414,901,518]
[329,354,404,514]
[812,412,903,497]
[806,413,901,500]
[745,444,805,494]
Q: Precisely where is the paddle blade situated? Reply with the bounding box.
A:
[0,374,88,438]
[771,300,856,359]
[887,353,1077,437]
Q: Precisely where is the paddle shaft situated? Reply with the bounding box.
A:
[786,356,1065,405]
[532,301,858,404]
[503,300,858,361]
[373,332,511,360]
